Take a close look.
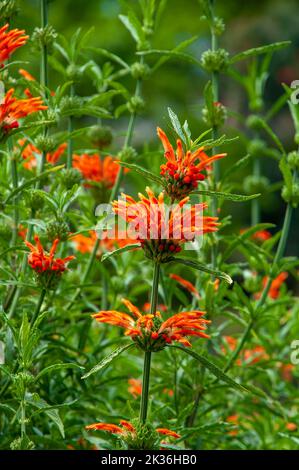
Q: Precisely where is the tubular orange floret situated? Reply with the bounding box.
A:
[157,127,226,199]
[156,428,181,439]
[169,273,200,298]
[85,423,124,434]
[0,24,29,65]
[1,88,47,136]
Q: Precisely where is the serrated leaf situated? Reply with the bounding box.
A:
[169,345,249,393]
[82,343,135,379]
[192,189,260,202]
[170,257,233,284]
[230,41,291,64]
[101,243,141,262]
[167,107,186,144]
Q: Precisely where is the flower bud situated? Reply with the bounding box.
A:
[247,139,266,158]
[200,48,229,73]
[202,101,227,127]
[127,96,145,114]
[35,135,56,153]
[246,115,264,131]
[24,190,45,211]
[282,183,299,207]
[213,16,225,36]
[131,62,150,80]
[59,168,82,189]
[31,25,57,52]
[87,125,113,149]
[287,151,299,171]
[124,420,159,450]
[46,219,70,242]
[118,146,137,162]
[0,0,19,21]
[244,175,269,194]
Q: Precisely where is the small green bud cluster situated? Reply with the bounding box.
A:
[127,96,145,114]
[88,125,113,149]
[244,175,269,194]
[24,189,45,211]
[202,101,227,127]
[59,168,82,189]
[31,25,57,52]
[282,183,299,208]
[118,146,137,162]
[200,48,229,73]
[131,62,150,80]
[46,218,70,242]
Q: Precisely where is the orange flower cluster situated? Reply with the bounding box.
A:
[169,273,200,298]
[0,24,28,65]
[128,378,142,398]
[86,420,180,440]
[223,336,269,366]
[18,139,67,169]
[73,153,122,189]
[157,127,226,199]
[252,230,272,242]
[255,271,288,300]
[92,298,210,351]
[0,88,47,136]
[25,236,74,289]
[112,187,219,262]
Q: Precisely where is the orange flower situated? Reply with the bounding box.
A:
[157,127,226,199]
[163,388,174,397]
[223,336,268,366]
[0,88,47,136]
[286,422,297,432]
[73,153,122,189]
[71,229,134,255]
[0,24,28,65]
[256,272,288,300]
[279,363,294,382]
[226,414,239,436]
[92,298,210,351]
[143,302,167,313]
[25,236,74,289]
[18,224,28,241]
[169,273,200,298]
[18,139,67,169]
[252,230,271,242]
[86,420,180,443]
[19,68,36,81]
[112,187,219,262]
[128,378,142,398]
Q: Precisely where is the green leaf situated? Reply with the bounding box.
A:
[4,165,65,203]
[192,189,260,202]
[170,257,233,284]
[169,345,249,393]
[119,13,145,44]
[222,154,251,182]
[101,244,141,262]
[87,47,129,69]
[230,41,291,64]
[26,393,65,438]
[35,363,84,382]
[82,343,135,379]
[119,162,163,185]
[167,107,186,144]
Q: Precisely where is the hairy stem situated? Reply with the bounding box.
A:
[139,262,160,423]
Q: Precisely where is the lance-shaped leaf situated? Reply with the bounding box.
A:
[101,243,141,262]
[169,257,233,285]
[119,162,163,185]
[4,165,65,203]
[167,107,186,144]
[169,345,249,393]
[222,154,251,182]
[82,343,135,379]
[230,41,291,64]
[192,189,260,202]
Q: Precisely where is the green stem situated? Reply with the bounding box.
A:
[30,288,46,326]
[39,0,48,177]
[139,262,160,423]
[251,157,261,226]
[67,84,74,169]
[9,139,19,247]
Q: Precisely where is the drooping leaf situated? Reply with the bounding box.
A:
[170,257,233,284]
[192,189,260,202]
[101,244,141,262]
[119,162,163,185]
[82,343,135,379]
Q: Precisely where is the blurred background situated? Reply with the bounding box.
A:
[10,0,299,257]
